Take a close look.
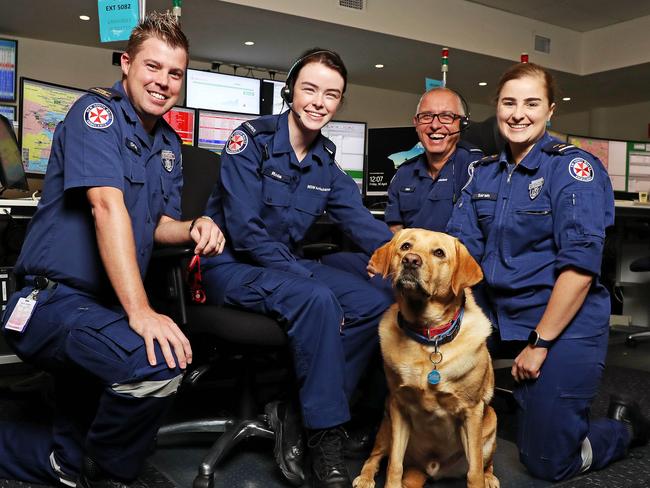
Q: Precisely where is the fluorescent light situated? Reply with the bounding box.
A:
[478,81,488,86]
[79,15,90,21]
[244,41,255,46]
[562,97,571,101]
[374,64,384,69]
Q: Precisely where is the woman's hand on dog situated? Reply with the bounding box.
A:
[512,345,548,382]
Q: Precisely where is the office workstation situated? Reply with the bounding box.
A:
[2,1,650,487]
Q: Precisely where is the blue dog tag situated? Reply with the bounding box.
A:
[428,370,441,385]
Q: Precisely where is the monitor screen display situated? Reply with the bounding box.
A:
[366,126,420,197]
[0,114,28,191]
[261,79,288,115]
[320,120,366,193]
[568,135,628,192]
[163,106,195,145]
[0,104,15,122]
[0,39,17,102]
[197,109,257,155]
[186,69,260,115]
[20,78,85,175]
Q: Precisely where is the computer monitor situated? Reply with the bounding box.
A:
[196,109,257,155]
[19,78,85,176]
[320,120,366,193]
[0,114,28,192]
[0,38,17,102]
[162,106,195,145]
[260,79,288,115]
[185,69,261,115]
[568,135,628,192]
[0,104,15,122]
[366,126,419,197]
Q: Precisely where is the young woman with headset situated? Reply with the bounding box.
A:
[200,48,393,488]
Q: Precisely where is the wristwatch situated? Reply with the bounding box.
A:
[527,330,554,348]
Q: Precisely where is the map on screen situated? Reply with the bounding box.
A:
[20,78,85,175]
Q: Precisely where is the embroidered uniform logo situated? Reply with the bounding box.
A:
[528,177,544,200]
[161,150,175,172]
[569,158,594,182]
[226,130,248,155]
[84,103,113,129]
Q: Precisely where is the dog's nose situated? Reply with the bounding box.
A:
[402,253,422,268]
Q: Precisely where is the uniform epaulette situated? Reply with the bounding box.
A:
[542,141,577,155]
[476,153,499,165]
[322,137,336,158]
[241,117,277,137]
[457,139,483,154]
[87,87,122,101]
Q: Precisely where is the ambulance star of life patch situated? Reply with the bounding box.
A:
[568,157,594,182]
[84,103,114,129]
[225,130,248,155]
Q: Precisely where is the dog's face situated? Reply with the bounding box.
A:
[370,229,483,299]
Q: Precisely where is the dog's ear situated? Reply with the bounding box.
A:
[369,232,400,278]
[452,239,483,295]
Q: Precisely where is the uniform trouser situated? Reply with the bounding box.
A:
[202,259,394,429]
[0,283,184,485]
[321,251,394,302]
[504,332,630,481]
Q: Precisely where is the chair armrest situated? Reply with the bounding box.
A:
[151,246,194,260]
[149,246,196,326]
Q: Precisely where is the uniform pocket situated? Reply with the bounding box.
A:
[262,179,290,207]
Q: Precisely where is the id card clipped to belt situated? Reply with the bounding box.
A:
[4,277,51,333]
[5,295,37,333]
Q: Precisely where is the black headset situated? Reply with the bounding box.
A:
[281,49,339,104]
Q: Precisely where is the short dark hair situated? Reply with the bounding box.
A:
[495,62,556,105]
[288,48,348,94]
[126,11,189,62]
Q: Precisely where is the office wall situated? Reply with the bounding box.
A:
[3,34,646,141]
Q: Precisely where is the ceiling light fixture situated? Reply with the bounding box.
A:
[375,64,384,69]
[562,97,571,101]
[478,82,488,86]
[244,41,255,46]
[79,15,90,21]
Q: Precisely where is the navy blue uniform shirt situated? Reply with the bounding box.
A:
[384,140,482,231]
[16,81,183,296]
[447,132,614,340]
[203,112,392,276]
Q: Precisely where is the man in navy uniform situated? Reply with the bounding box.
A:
[384,87,483,233]
[0,12,224,488]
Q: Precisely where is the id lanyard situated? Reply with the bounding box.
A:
[187,255,206,304]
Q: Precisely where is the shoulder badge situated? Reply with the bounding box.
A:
[161,149,176,172]
[84,103,113,129]
[477,154,499,165]
[225,129,248,155]
[457,139,483,154]
[542,141,577,155]
[241,117,277,137]
[568,157,594,182]
[87,87,121,101]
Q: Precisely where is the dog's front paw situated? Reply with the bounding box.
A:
[352,475,376,488]
[484,472,500,488]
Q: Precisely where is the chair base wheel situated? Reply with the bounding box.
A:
[193,474,214,488]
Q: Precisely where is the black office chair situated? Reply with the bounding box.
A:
[152,145,290,488]
[626,255,650,347]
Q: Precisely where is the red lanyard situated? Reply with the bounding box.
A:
[187,254,206,304]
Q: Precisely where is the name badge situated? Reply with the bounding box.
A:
[472,192,497,201]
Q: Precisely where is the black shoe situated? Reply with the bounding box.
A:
[343,422,378,458]
[607,395,650,448]
[308,427,352,488]
[265,400,305,486]
[77,457,147,488]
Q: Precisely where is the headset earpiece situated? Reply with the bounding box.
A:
[281,84,292,104]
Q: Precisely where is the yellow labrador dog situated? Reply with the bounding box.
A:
[353,229,498,488]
